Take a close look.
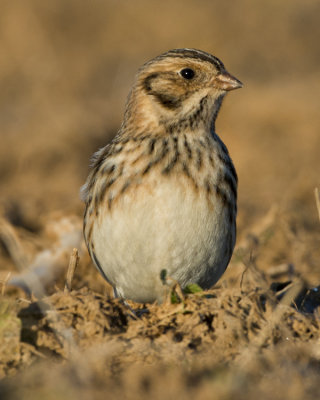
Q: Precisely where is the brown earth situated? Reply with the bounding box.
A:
[0,1,320,399]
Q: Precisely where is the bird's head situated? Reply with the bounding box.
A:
[122,48,242,134]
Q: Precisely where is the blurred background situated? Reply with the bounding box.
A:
[0,0,319,233]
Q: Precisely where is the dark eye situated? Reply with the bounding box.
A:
[180,68,195,80]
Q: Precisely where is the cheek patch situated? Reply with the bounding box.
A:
[153,93,182,109]
[143,72,183,110]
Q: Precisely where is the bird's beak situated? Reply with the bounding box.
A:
[214,71,243,91]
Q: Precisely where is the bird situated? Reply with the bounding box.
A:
[81,48,242,303]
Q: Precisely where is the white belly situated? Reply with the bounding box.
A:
[91,177,234,303]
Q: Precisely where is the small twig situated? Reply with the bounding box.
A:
[161,271,185,305]
[1,272,11,296]
[239,250,268,293]
[0,217,28,271]
[267,263,294,279]
[173,281,185,302]
[315,188,320,223]
[277,280,304,307]
[254,280,304,348]
[20,342,47,358]
[64,248,79,293]
[236,280,304,368]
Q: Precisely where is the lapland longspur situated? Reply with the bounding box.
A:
[81,48,242,303]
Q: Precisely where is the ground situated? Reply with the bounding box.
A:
[0,1,319,399]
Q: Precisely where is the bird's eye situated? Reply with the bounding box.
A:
[180,68,195,80]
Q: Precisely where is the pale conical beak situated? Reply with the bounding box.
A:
[214,71,243,91]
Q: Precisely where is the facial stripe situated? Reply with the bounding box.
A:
[153,93,182,109]
[146,48,225,73]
